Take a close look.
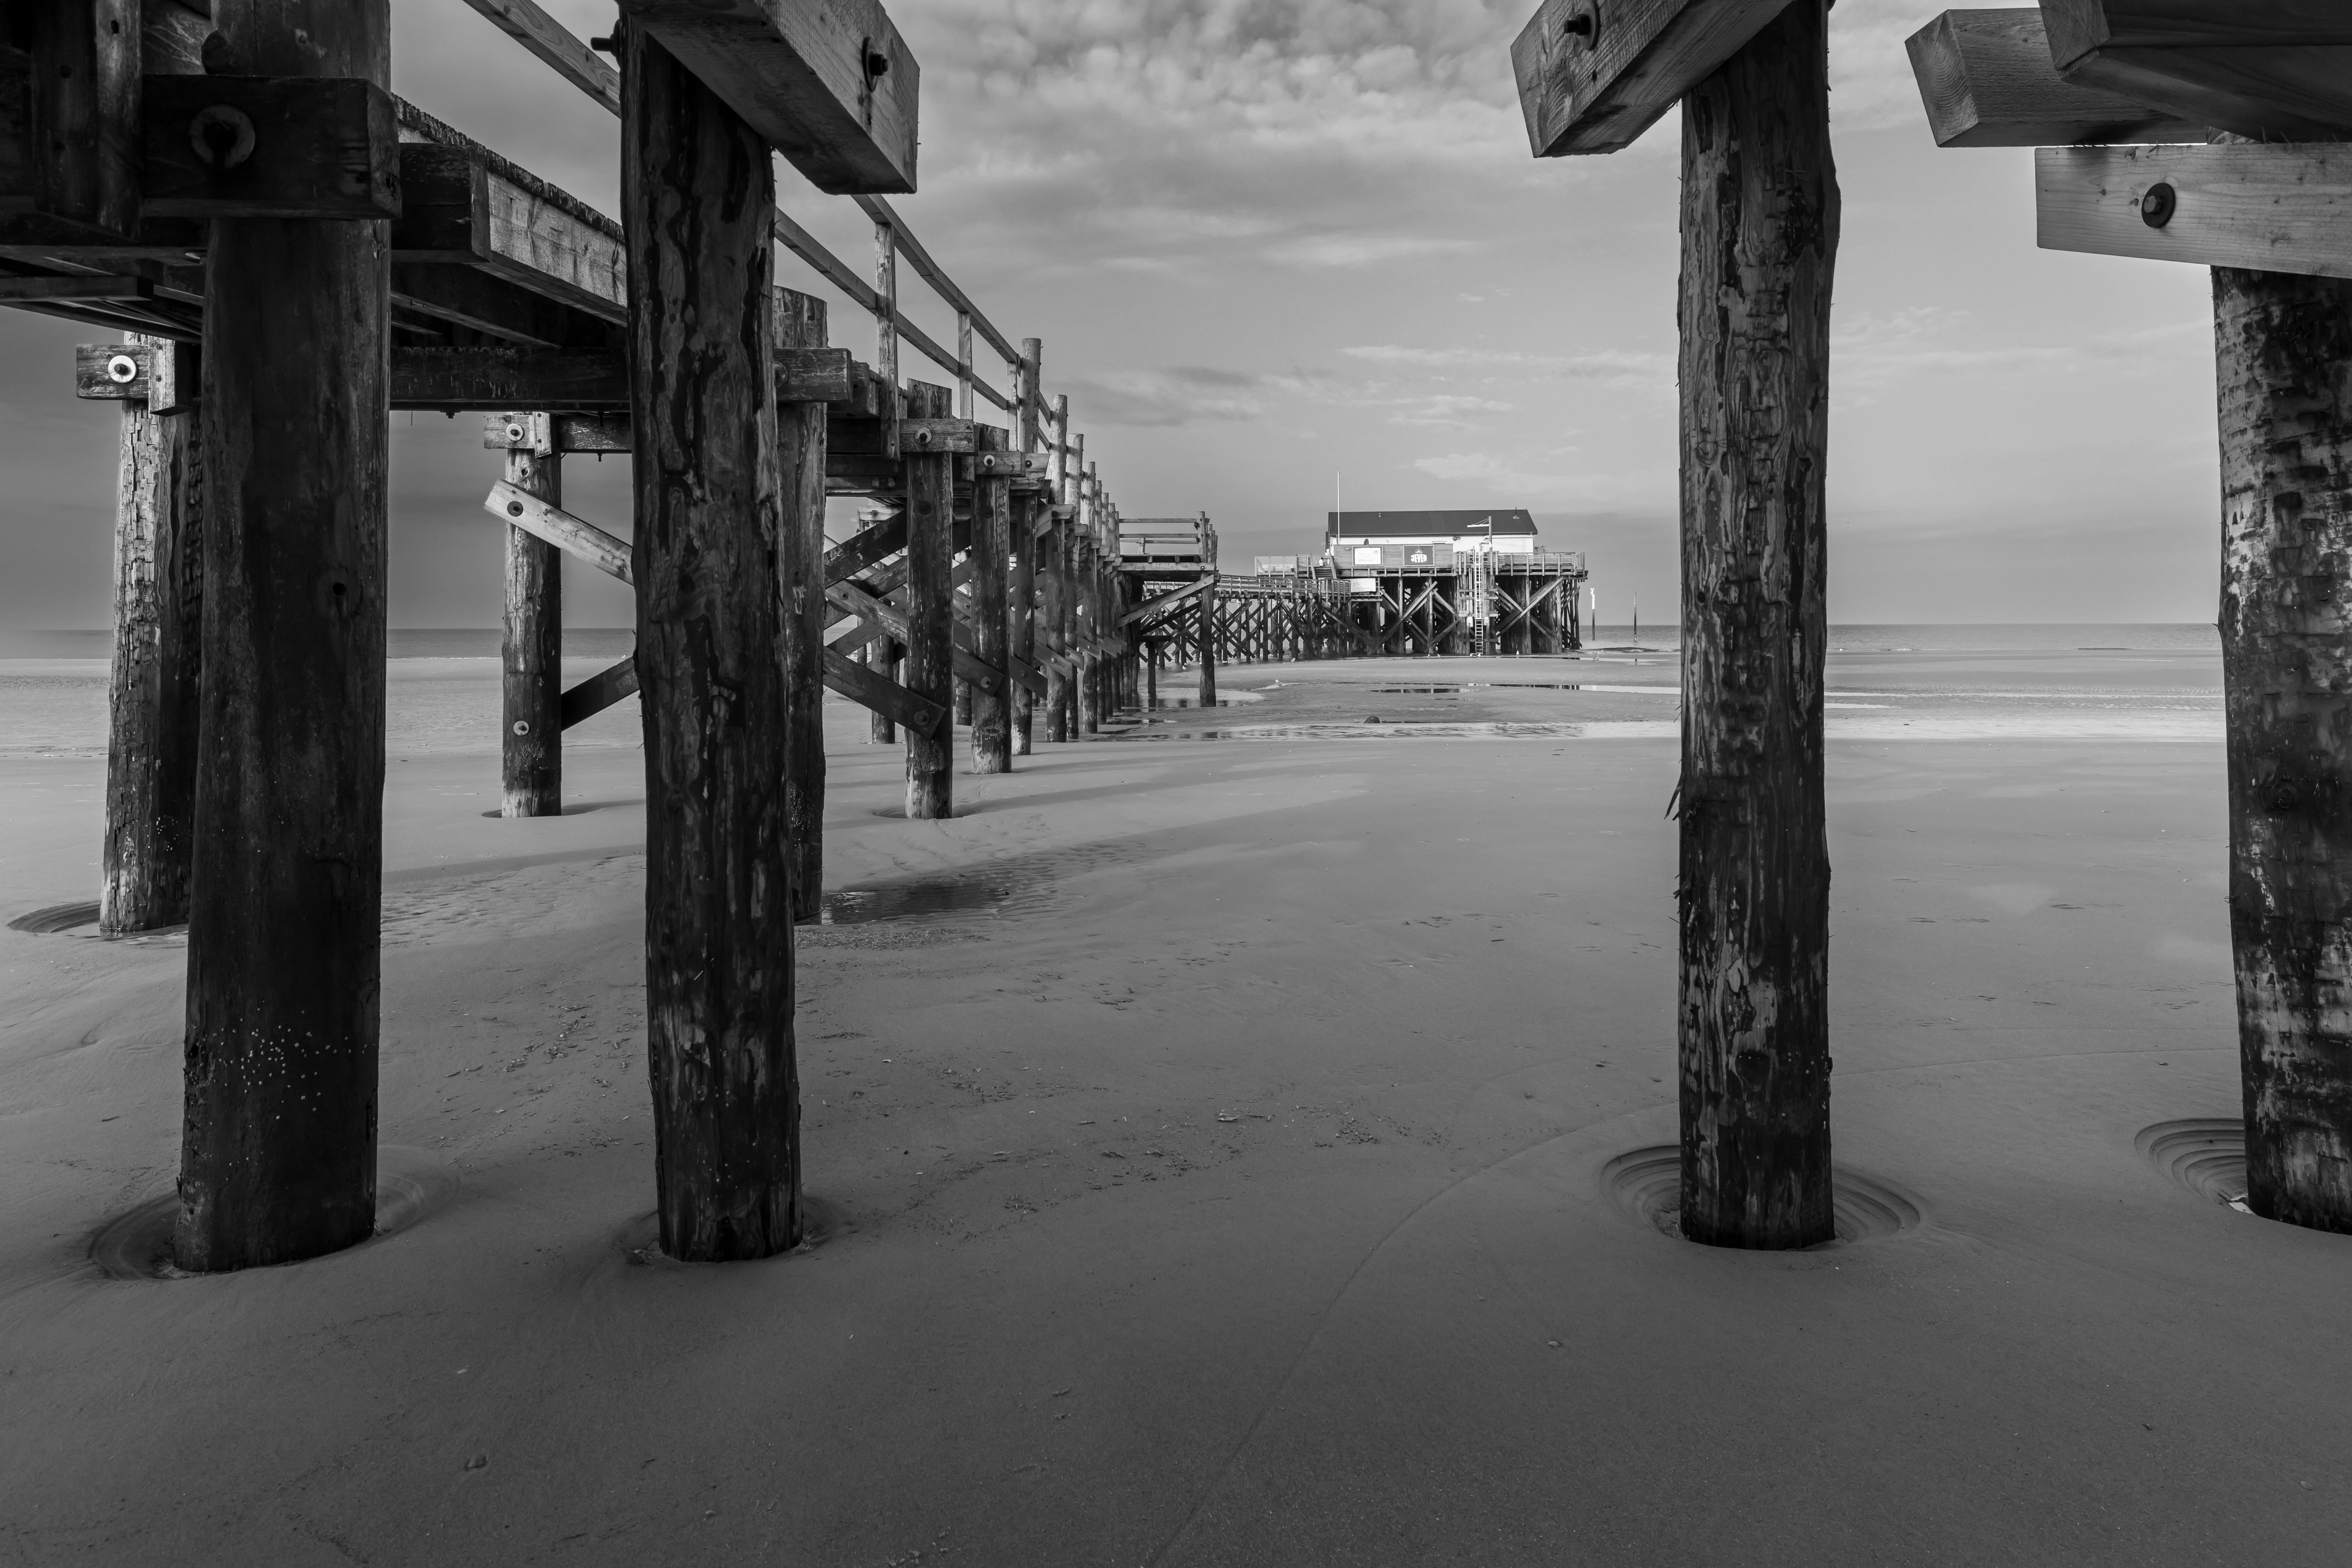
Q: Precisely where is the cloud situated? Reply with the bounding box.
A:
[1830,307,2207,398]
[1386,394,1514,428]
[1064,366,1271,427]
[1344,344,1670,385]
[1264,234,1479,268]
[1412,451,1671,508]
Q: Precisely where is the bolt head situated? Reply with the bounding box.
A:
[2141,182,2177,229]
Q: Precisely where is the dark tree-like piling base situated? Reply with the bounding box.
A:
[2217,264,2352,1235]
[1673,0,1839,1251]
[623,24,799,1262]
[175,0,392,1274]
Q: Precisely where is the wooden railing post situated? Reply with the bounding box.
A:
[176,0,392,1272]
[101,336,202,936]
[621,21,798,1260]
[777,287,830,923]
[2218,258,2352,1234]
[498,415,562,818]
[1675,0,1837,1251]
[903,381,954,816]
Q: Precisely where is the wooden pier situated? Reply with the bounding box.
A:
[3,0,1155,1268]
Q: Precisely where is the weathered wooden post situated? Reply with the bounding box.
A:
[101,337,202,935]
[1513,0,1837,1247]
[970,430,1013,773]
[1197,517,1219,710]
[1673,2,1837,1248]
[1076,531,1100,734]
[777,287,830,923]
[1010,337,1043,755]
[1903,3,2352,1230]
[903,381,955,815]
[2217,266,2352,1230]
[177,0,394,1271]
[867,635,898,744]
[496,414,563,817]
[1042,518,1070,742]
[620,20,797,1259]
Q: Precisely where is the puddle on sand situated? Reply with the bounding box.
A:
[816,835,1151,925]
[821,872,1055,925]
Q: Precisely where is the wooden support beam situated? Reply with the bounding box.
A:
[100,334,201,935]
[393,142,624,319]
[1676,0,1835,1250]
[1122,576,1213,627]
[1010,336,1041,755]
[2037,142,2352,279]
[483,480,632,582]
[902,381,954,815]
[1042,519,1071,742]
[619,0,918,195]
[0,273,153,301]
[141,75,400,219]
[622,22,799,1260]
[778,286,829,924]
[174,0,391,1274]
[1906,8,2205,148]
[391,345,626,410]
[1511,0,1793,158]
[2216,260,2352,1233]
[496,426,563,816]
[2042,0,2352,142]
[822,644,941,735]
[2,1,142,243]
[970,429,1013,772]
[484,410,632,454]
[75,337,198,412]
[822,510,909,585]
[560,653,638,728]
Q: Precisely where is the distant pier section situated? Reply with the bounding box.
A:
[1255,510,1589,657]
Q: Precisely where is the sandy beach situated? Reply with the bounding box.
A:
[3,635,2343,1566]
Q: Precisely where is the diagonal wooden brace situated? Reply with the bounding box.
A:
[484,480,632,582]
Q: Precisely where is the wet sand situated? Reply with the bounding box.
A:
[3,650,2345,1566]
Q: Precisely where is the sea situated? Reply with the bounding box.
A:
[0,624,2225,757]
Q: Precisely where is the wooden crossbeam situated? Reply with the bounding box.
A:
[2043,0,2352,142]
[619,0,919,195]
[72,338,197,412]
[3,274,152,301]
[823,513,909,585]
[482,481,633,582]
[1511,0,1793,158]
[1906,9,2206,147]
[141,76,401,220]
[394,142,624,321]
[560,654,640,728]
[392,346,626,410]
[822,645,943,734]
[1121,577,1212,628]
[2038,142,2352,279]
[829,579,1008,695]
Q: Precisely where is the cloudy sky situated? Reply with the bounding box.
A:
[0,0,2222,632]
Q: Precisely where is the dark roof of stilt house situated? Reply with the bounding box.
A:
[1327,510,1537,538]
